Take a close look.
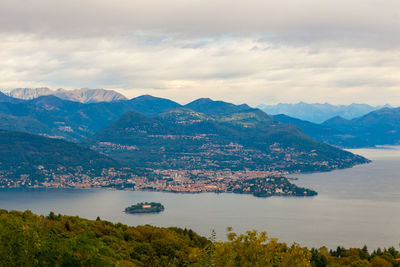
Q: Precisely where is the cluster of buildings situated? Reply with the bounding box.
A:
[132,169,315,197]
[0,166,317,197]
[0,167,136,189]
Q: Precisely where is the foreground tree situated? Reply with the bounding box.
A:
[1,209,400,266]
[211,227,311,267]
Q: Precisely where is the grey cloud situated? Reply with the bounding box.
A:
[1,0,400,47]
[1,0,400,105]
[1,34,400,106]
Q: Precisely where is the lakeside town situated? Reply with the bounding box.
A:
[0,167,316,197]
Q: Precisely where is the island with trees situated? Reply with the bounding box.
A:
[124,202,165,214]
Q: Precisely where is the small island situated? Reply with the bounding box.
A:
[125,202,165,214]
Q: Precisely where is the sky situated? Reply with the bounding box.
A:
[1,0,400,106]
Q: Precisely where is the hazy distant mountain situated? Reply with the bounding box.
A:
[258,102,389,123]
[322,116,355,132]
[323,107,400,145]
[6,88,127,103]
[273,114,371,148]
[274,105,400,147]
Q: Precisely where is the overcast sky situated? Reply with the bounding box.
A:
[1,0,400,105]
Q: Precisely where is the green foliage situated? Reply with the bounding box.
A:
[209,228,311,267]
[311,248,328,267]
[370,256,393,267]
[0,209,209,266]
[0,210,400,266]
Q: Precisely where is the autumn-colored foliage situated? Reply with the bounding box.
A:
[0,209,399,266]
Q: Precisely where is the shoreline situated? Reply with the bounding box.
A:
[0,158,373,197]
[0,185,318,198]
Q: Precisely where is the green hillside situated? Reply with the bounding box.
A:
[0,95,181,141]
[0,114,52,136]
[0,130,124,185]
[89,105,368,172]
[0,209,398,267]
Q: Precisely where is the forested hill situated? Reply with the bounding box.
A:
[0,130,123,184]
[89,105,369,172]
[0,209,398,266]
[273,114,371,148]
[0,94,181,141]
[323,107,400,146]
[0,93,369,173]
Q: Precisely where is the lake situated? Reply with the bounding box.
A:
[1,146,400,249]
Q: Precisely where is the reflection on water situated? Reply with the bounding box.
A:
[1,147,400,249]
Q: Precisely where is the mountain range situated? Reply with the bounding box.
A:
[4,90,399,181]
[258,102,390,123]
[272,106,400,147]
[4,88,127,103]
[88,98,368,172]
[0,90,398,149]
[273,114,372,148]
[0,94,179,141]
[322,107,400,146]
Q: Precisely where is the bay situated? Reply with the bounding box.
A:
[1,146,400,249]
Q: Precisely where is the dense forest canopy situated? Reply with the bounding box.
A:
[0,209,398,266]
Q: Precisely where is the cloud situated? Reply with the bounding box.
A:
[0,0,400,105]
[1,33,400,106]
[1,0,400,46]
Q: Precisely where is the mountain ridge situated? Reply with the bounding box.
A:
[88,102,369,172]
[274,114,371,148]
[5,88,127,103]
[258,102,389,123]
[323,106,400,145]
[0,94,181,140]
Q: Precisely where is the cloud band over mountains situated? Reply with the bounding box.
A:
[1,0,400,105]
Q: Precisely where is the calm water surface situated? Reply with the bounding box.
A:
[1,146,400,249]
